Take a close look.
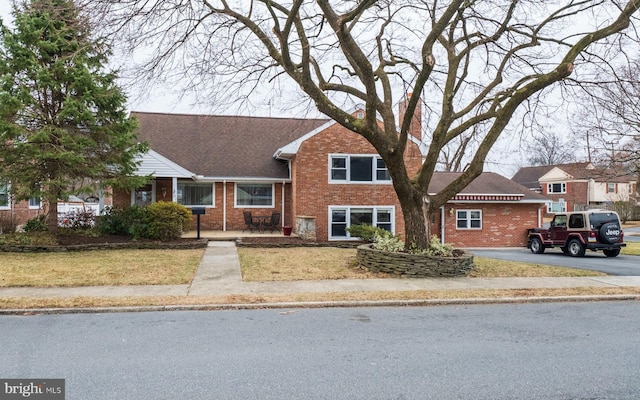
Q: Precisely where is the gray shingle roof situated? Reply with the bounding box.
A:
[511,165,555,189]
[512,162,635,186]
[132,112,329,179]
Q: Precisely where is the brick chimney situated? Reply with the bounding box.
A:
[398,92,422,142]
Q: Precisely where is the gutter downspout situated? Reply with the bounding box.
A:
[223,180,227,231]
[440,206,445,244]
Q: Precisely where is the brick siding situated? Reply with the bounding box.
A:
[443,203,540,247]
[292,123,423,241]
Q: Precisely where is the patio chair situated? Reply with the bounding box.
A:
[242,211,260,233]
[262,212,281,233]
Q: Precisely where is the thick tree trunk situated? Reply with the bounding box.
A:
[393,178,431,249]
[46,187,60,233]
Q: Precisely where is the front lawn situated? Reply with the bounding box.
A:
[0,249,204,287]
[237,247,605,282]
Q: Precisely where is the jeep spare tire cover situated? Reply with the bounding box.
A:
[599,222,621,244]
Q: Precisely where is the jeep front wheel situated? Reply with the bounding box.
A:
[603,248,621,257]
[567,239,586,257]
[529,238,544,254]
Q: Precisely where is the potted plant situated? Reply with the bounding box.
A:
[282,226,292,236]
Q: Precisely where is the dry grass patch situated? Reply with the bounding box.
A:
[238,247,604,281]
[2,287,640,310]
[471,257,606,277]
[0,249,204,287]
[622,242,640,256]
[238,247,387,281]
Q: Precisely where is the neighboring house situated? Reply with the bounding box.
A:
[118,109,548,247]
[512,162,638,215]
[0,185,104,231]
[0,183,43,232]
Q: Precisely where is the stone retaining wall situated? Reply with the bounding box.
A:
[356,244,474,277]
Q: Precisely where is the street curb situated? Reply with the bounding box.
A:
[1,294,639,315]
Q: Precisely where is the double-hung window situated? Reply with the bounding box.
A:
[329,206,394,239]
[456,210,482,230]
[0,183,9,209]
[607,183,616,194]
[29,197,41,209]
[329,155,391,183]
[236,183,274,207]
[547,183,566,194]
[177,182,214,207]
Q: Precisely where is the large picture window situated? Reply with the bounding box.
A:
[178,182,214,207]
[329,155,391,183]
[329,206,394,240]
[236,183,274,207]
[456,210,482,230]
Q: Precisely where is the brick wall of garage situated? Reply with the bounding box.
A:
[442,203,542,247]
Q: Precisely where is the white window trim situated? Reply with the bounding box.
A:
[177,181,215,208]
[547,182,566,194]
[547,200,567,214]
[328,154,392,184]
[328,205,395,240]
[235,182,275,208]
[0,183,11,210]
[29,197,42,210]
[130,181,156,206]
[456,209,483,230]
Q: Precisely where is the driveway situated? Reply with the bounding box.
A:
[471,247,640,276]
[624,225,640,242]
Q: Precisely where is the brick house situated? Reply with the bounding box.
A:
[115,110,548,247]
[0,187,42,232]
[512,162,638,215]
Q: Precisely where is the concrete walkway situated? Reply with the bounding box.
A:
[2,241,640,300]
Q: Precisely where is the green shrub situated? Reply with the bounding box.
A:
[145,201,192,241]
[346,224,392,242]
[24,215,48,232]
[97,206,150,240]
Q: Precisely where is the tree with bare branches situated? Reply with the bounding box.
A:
[571,59,640,179]
[89,0,640,248]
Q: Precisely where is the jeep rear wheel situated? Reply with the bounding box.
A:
[603,248,621,257]
[529,238,544,254]
[567,239,586,257]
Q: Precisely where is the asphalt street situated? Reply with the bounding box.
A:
[2,302,640,399]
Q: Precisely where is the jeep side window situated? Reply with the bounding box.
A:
[569,214,584,229]
[552,215,566,227]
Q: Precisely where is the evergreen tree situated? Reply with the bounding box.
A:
[0,0,147,231]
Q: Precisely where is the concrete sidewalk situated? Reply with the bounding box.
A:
[2,241,640,300]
